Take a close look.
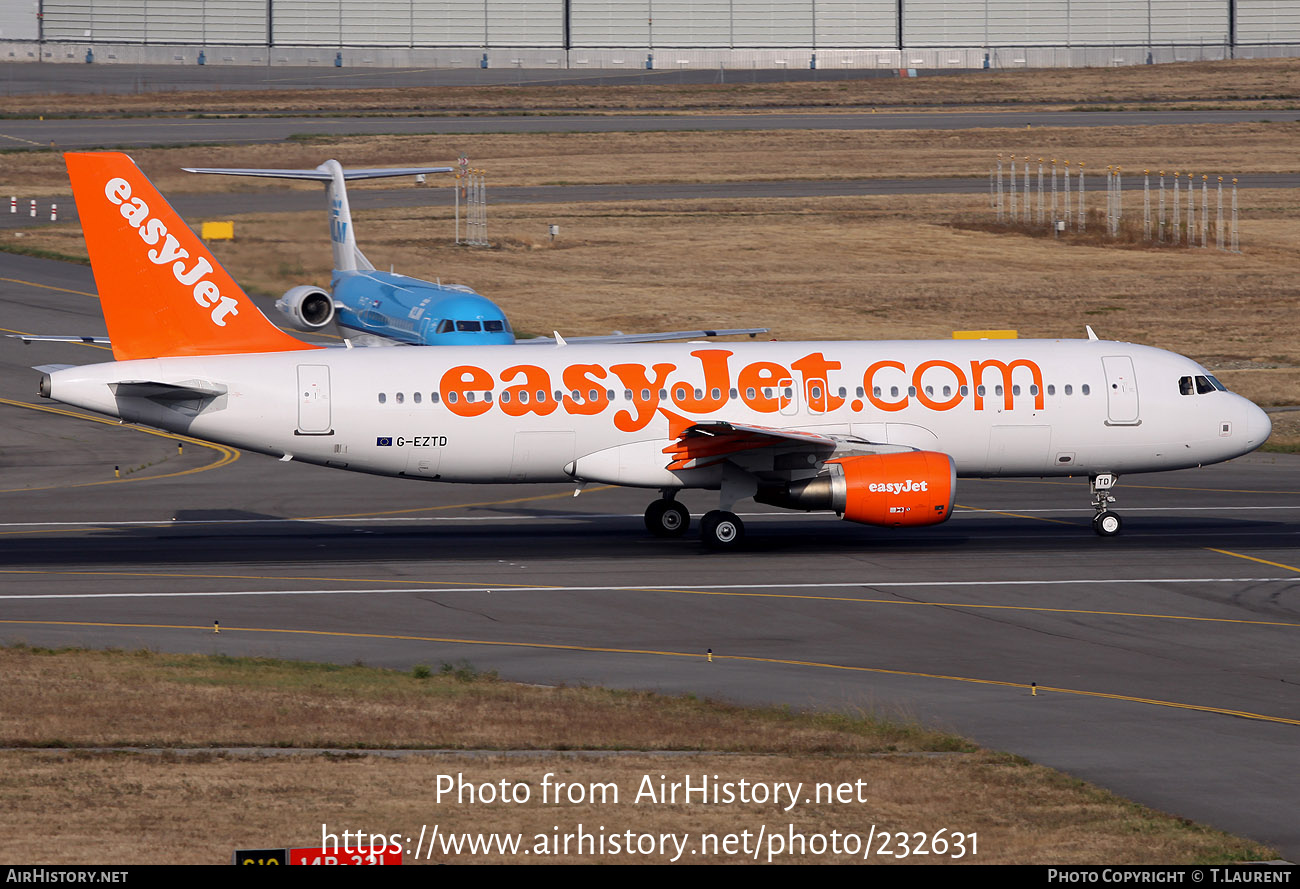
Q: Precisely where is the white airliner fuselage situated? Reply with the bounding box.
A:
[44,338,1268,486]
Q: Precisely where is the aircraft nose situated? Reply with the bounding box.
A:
[1246,402,1273,447]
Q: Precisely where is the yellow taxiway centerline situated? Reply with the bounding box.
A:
[0,397,238,495]
[2,617,1295,727]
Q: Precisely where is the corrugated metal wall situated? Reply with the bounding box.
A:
[570,1,648,48]
[734,1,813,47]
[0,0,40,40]
[19,2,1292,50]
[569,1,896,48]
[42,0,266,44]
[482,1,563,47]
[1238,0,1300,43]
[816,1,897,47]
[411,1,489,46]
[273,0,341,46]
[904,1,1229,48]
[208,0,267,43]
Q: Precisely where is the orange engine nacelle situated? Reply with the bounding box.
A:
[827,451,956,527]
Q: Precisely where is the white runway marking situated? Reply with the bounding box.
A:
[2,576,1297,600]
[1,504,1298,529]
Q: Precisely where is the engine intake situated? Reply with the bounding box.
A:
[275,285,335,331]
[755,451,956,527]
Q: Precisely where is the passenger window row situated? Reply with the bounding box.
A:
[376,382,1100,406]
[849,384,1090,398]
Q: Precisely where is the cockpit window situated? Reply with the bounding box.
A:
[484,320,505,332]
[435,319,453,334]
[1181,374,1228,395]
[456,320,483,332]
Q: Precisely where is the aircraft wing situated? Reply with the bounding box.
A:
[518,328,768,346]
[660,410,920,472]
[662,418,840,471]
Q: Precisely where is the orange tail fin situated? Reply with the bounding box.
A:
[65,151,318,360]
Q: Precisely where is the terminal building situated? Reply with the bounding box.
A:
[2,1,1298,68]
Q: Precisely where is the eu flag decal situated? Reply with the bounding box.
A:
[376,436,393,447]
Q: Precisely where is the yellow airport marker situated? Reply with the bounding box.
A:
[1031,682,1037,696]
[214,620,220,634]
[201,221,234,241]
[707,648,713,663]
[953,330,1018,340]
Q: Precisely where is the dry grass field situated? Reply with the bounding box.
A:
[0,646,1277,864]
[3,57,1298,116]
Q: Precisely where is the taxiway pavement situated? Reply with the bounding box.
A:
[4,108,1299,152]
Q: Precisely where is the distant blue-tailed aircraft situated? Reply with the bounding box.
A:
[183,160,767,349]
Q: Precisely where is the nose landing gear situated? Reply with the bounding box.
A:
[1091,473,1122,537]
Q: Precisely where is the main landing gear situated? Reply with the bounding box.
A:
[645,466,755,550]
[644,497,745,549]
[644,495,690,538]
[700,510,745,550]
[1090,473,1122,537]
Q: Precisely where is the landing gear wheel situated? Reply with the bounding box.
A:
[645,499,690,538]
[701,510,745,550]
[1093,510,1122,537]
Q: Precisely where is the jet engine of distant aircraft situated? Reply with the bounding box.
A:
[276,285,335,331]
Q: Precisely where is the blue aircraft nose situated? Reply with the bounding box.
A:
[423,293,515,345]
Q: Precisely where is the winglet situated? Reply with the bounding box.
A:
[65,152,318,361]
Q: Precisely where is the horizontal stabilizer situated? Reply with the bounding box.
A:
[184,166,454,181]
[186,160,453,274]
[519,328,769,346]
[9,334,111,346]
[110,380,227,400]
